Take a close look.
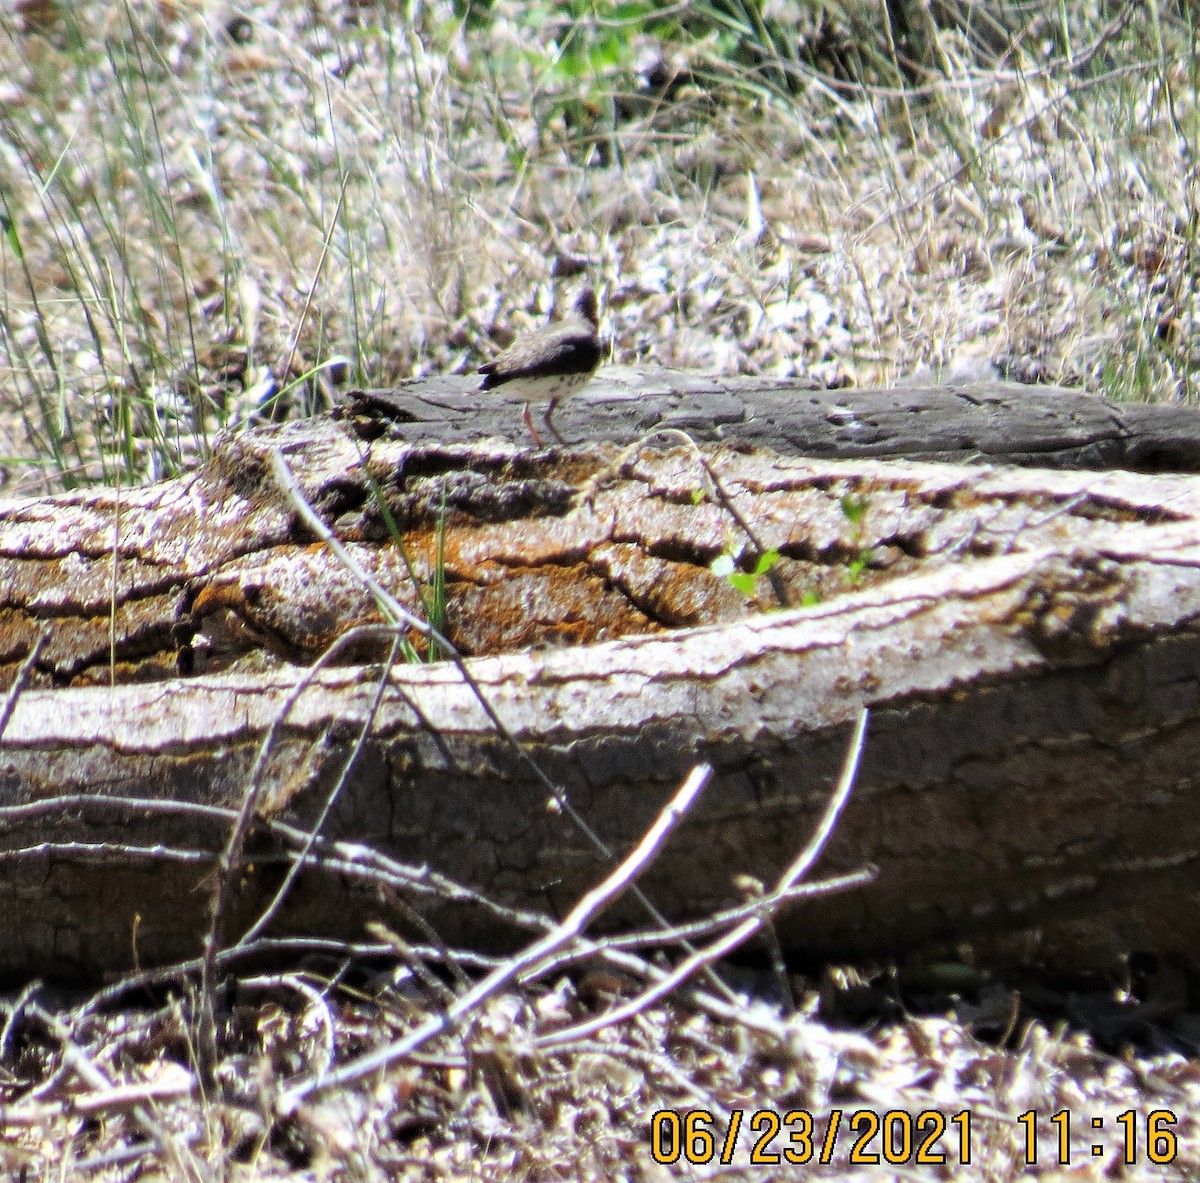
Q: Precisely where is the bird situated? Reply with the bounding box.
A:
[478,287,601,445]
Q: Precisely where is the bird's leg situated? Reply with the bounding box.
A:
[543,397,567,445]
[522,402,546,447]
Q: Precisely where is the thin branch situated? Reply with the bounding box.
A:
[525,867,875,981]
[276,763,713,1112]
[0,627,48,742]
[233,633,403,949]
[0,841,215,865]
[0,1077,194,1126]
[198,622,412,1078]
[72,938,507,1021]
[270,446,744,1005]
[535,709,868,1048]
[27,1002,199,1180]
[0,789,552,931]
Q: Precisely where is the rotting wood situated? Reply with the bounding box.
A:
[0,387,1192,688]
[346,368,1200,471]
[3,378,1200,982]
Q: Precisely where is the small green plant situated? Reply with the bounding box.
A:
[711,546,781,598]
[839,491,869,525]
[838,489,872,584]
[846,550,873,584]
[358,463,453,664]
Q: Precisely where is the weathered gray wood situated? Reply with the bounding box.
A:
[2,400,1200,981]
[347,368,1200,471]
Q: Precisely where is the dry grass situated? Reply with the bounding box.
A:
[3,0,1200,1177]
[1,0,1198,493]
[4,962,1200,1179]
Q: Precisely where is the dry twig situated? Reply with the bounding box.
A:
[276,762,714,1112]
[535,708,868,1048]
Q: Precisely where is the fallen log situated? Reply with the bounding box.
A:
[347,367,1200,470]
[2,377,1200,982]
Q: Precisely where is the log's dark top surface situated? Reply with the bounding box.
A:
[345,368,1200,472]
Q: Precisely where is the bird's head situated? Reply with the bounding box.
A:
[573,287,598,327]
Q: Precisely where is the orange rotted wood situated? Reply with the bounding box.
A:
[2,392,1200,979]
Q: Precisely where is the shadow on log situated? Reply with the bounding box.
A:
[2,373,1200,983]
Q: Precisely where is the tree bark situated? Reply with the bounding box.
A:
[3,376,1200,982]
[346,368,1200,471]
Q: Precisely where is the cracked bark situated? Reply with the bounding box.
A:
[3,374,1200,982]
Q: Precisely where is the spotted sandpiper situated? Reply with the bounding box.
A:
[478,287,601,445]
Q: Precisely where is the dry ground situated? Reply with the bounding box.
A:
[2,1,1200,1178]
